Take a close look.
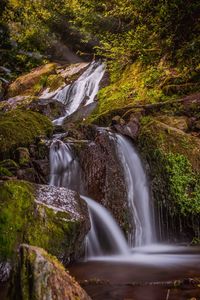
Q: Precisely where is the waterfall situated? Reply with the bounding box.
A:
[110,133,155,247]
[49,139,83,192]
[48,60,155,259]
[53,61,105,125]
[82,196,129,257]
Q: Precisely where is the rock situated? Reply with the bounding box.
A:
[0,109,53,159]
[28,98,66,120]
[138,118,200,242]
[62,102,98,125]
[6,63,57,98]
[77,128,129,232]
[15,147,30,167]
[6,62,90,100]
[12,244,91,300]
[156,116,189,132]
[16,167,42,183]
[0,180,89,271]
[111,113,140,140]
[0,262,11,283]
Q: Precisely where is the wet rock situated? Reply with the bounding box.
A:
[28,98,66,120]
[12,244,91,300]
[111,113,140,140]
[77,129,129,232]
[0,180,89,269]
[62,102,98,125]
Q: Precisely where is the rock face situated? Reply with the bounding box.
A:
[6,62,89,99]
[0,180,89,273]
[12,244,91,300]
[77,128,130,233]
[137,116,200,243]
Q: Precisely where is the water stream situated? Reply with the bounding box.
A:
[48,61,200,299]
[53,61,105,125]
[109,132,155,247]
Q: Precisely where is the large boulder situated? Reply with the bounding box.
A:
[76,128,130,233]
[0,180,89,282]
[12,244,91,300]
[0,109,53,159]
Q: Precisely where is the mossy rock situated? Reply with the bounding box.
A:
[12,244,91,300]
[0,109,53,158]
[138,118,200,242]
[46,74,65,92]
[0,166,13,177]
[0,181,89,264]
[6,63,57,98]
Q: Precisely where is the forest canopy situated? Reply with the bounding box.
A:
[1,0,200,75]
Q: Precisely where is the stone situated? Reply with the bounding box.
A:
[76,128,129,233]
[12,244,91,300]
[15,147,30,166]
[0,181,89,272]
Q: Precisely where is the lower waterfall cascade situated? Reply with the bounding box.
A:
[108,132,155,247]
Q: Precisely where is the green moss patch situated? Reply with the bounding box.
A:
[0,180,85,263]
[138,119,200,216]
[89,61,200,124]
[0,109,53,157]
[0,181,34,260]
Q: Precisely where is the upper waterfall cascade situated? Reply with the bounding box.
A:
[51,61,105,125]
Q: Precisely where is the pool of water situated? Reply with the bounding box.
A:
[69,245,200,300]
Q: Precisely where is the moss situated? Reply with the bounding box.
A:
[46,74,65,92]
[0,109,53,158]
[0,159,19,170]
[0,181,34,260]
[88,60,200,125]
[0,166,13,177]
[0,180,85,263]
[138,119,200,216]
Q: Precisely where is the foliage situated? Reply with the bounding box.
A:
[165,153,200,215]
[2,0,200,75]
[138,119,200,216]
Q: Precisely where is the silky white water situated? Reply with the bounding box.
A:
[112,133,155,247]
[49,139,82,192]
[82,195,129,257]
[52,61,105,125]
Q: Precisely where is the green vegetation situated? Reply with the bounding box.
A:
[0,180,84,262]
[0,109,53,157]
[138,119,200,216]
[0,181,34,259]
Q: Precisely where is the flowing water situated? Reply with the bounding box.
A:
[48,61,200,299]
[52,61,105,125]
[82,196,129,257]
[49,139,83,192]
[109,132,155,247]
